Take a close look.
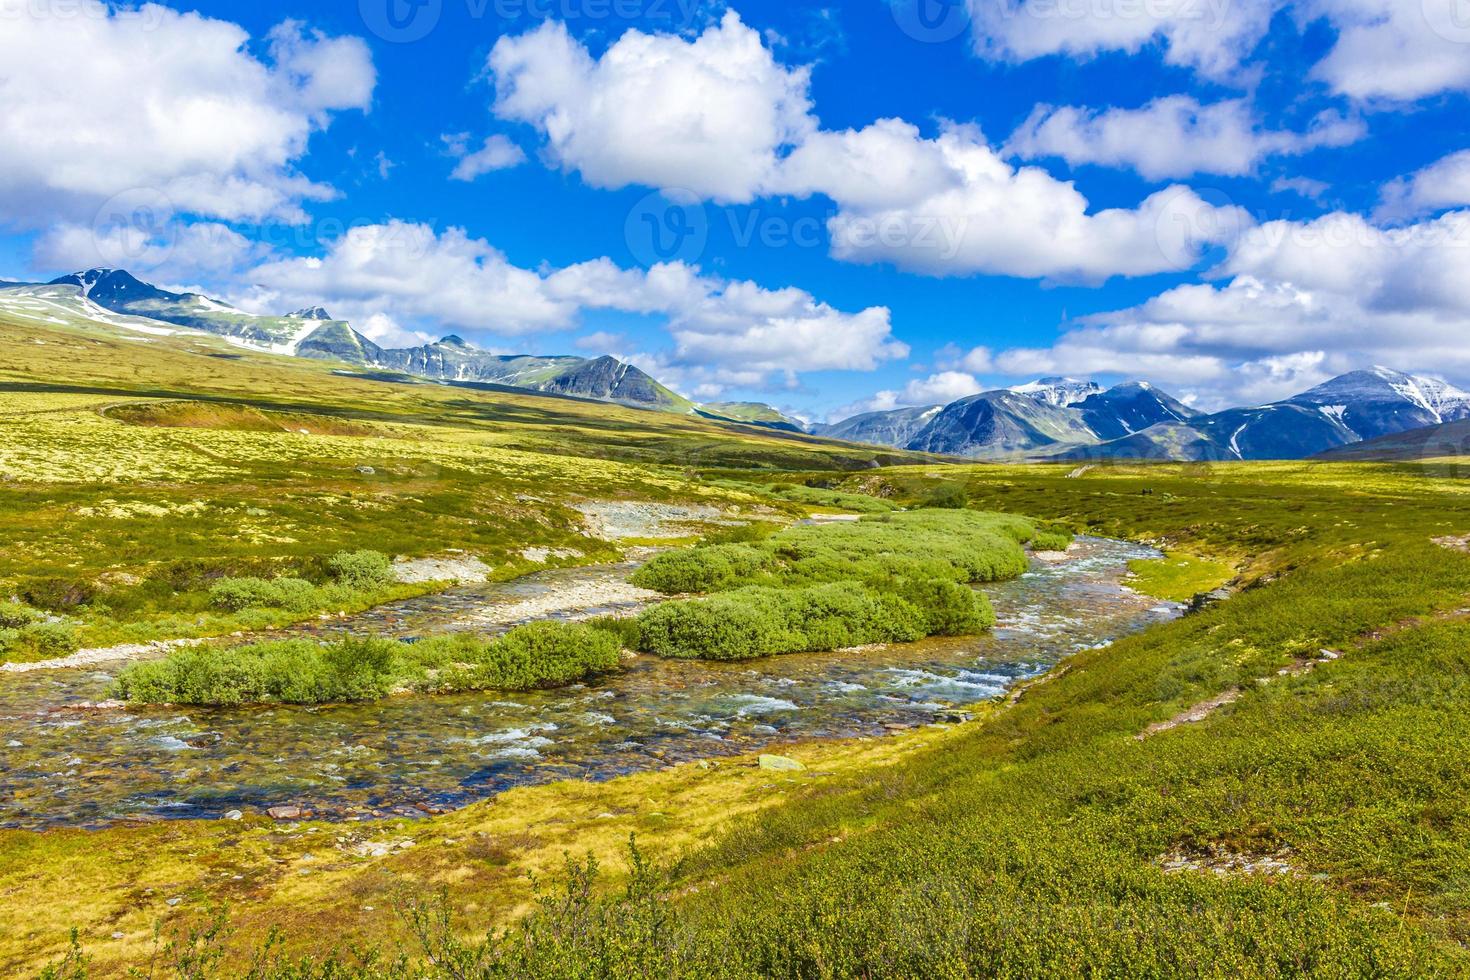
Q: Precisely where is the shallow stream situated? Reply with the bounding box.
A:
[0,537,1178,830]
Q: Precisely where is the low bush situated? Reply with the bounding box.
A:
[419,621,623,692]
[771,485,899,514]
[327,549,394,586]
[20,577,97,611]
[633,510,1033,598]
[1030,528,1075,552]
[208,577,319,613]
[0,600,43,628]
[636,580,991,661]
[113,637,401,706]
[630,544,776,594]
[583,614,642,649]
[0,621,80,663]
[919,482,969,509]
[114,622,621,706]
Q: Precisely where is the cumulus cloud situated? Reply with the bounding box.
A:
[488,17,1242,280]
[446,134,527,181]
[981,207,1470,407]
[230,221,905,392]
[965,0,1278,79]
[963,1,1470,101]
[34,219,267,284]
[0,1,374,227]
[801,122,1251,282]
[1303,0,1470,101]
[489,12,813,203]
[1007,97,1363,180]
[1376,149,1470,222]
[827,370,984,421]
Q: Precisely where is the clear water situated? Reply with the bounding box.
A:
[0,537,1178,829]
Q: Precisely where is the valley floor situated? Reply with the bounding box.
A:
[6,317,1470,976]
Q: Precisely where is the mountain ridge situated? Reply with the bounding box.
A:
[827,367,1470,462]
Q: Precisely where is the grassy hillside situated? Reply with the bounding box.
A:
[0,312,937,657]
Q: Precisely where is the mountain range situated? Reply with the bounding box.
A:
[17,270,706,415]
[4,269,1468,461]
[819,370,1470,461]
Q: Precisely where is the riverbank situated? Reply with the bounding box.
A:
[0,537,1170,831]
[0,720,972,976]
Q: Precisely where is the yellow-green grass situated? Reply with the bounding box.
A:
[0,724,968,977]
[1125,551,1237,602]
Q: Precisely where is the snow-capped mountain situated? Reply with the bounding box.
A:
[827,369,1470,461]
[815,405,945,447]
[1285,367,1470,438]
[1008,377,1103,408]
[7,270,702,415]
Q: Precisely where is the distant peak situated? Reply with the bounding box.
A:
[288,306,332,321]
[438,334,469,347]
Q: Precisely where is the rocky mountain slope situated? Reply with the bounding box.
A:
[828,368,1470,461]
[14,270,698,414]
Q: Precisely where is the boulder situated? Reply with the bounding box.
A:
[758,754,805,772]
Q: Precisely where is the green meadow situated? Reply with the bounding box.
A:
[5,314,1470,976]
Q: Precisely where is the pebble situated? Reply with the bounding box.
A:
[758,754,805,772]
[224,809,243,821]
[267,805,303,820]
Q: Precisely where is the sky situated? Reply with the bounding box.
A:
[2,0,1470,422]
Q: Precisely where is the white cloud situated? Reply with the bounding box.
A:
[1007,97,1363,180]
[806,122,1251,282]
[1272,176,1330,200]
[983,207,1470,407]
[246,221,573,334]
[965,0,1278,79]
[574,330,627,354]
[447,135,527,181]
[828,370,983,420]
[487,17,1248,281]
[0,2,374,226]
[1303,0,1470,101]
[1376,149,1470,222]
[489,12,813,203]
[34,218,266,283]
[232,221,905,391]
[963,1,1470,101]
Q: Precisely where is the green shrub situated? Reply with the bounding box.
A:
[631,544,776,594]
[637,582,947,661]
[772,485,899,514]
[327,549,393,586]
[114,636,402,706]
[1030,529,1074,552]
[635,510,1031,599]
[446,621,622,691]
[919,482,969,509]
[208,577,319,613]
[115,623,621,706]
[584,615,642,649]
[0,621,80,663]
[0,600,42,628]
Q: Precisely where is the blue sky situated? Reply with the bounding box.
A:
[3,1,1470,419]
